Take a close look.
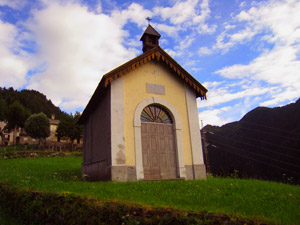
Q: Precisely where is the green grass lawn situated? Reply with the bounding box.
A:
[0,156,299,224]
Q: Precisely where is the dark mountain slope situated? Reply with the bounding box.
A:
[203,98,300,184]
[0,87,65,119]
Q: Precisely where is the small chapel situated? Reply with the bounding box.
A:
[78,24,208,182]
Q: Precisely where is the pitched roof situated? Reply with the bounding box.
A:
[78,46,207,124]
[140,24,161,40]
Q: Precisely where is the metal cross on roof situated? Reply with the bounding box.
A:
[146,17,151,24]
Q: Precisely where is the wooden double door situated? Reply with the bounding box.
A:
[141,122,177,180]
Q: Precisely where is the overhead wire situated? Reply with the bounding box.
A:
[205,137,300,170]
[209,144,300,176]
[203,129,300,152]
[238,120,300,135]
[236,126,300,141]
[206,132,300,160]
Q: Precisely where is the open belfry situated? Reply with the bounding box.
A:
[79,24,208,181]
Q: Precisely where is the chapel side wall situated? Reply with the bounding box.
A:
[123,61,194,169]
[110,76,134,181]
[184,84,206,180]
[82,87,111,181]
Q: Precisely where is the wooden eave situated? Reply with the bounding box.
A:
[79,47,207,124]
[103,46,207,99]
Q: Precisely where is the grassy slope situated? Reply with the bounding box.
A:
[0,157,299,224]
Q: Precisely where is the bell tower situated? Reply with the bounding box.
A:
[140,24,161,53]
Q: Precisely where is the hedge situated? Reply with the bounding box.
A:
[0,183,260,225]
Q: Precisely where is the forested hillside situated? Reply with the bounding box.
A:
[0,87,65,120]
[203,98,300,184]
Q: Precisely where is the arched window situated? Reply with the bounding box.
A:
[140,104,173,124]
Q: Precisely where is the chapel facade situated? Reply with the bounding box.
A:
[79,25,208,181]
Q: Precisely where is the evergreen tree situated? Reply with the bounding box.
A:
[0,86,64,120]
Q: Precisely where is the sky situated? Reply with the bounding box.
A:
[0,0,299,127]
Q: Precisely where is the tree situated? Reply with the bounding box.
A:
[25,113,50,146]
[56,114,72,141]
[6,101,30,145]
[0,99,7,121]
[0,99,7,146]
[70,112,83,143]
[56,112,83,149]
[0,86,64,120]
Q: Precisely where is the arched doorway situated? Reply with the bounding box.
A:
[140,104,178,180]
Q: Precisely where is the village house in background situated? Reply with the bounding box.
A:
[0,114,81,147]
[0,121,29,145]
[79,25,208,182]
[48,114,60,142]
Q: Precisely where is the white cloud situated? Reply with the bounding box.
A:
[154,0,199,25]
[155,23,179,37]
[0,20,28,88]
[229,27,256,42]
[126,37,142,48]
[4,1,216,111]
[95,0,102,14]
[212,26,257,53]
[198,106,233,127]
[159,38,169,47]
[111,3,152,28]
[236,10,251,21]
[224,23,236,30]
[236,0,300,45]
[213,32,234,53]
[202,81,224,88]
[193,0,210,24]
[164,49,177,58]
[260,86,300,107]
[0,0,27,9]
[184,60,196,67]
[214,0,300,107]
[217,45,300,83]
[197,23,217,34]
[197,80,271,109]
[24,2,137,110]
[239,1,247,8]
[216,46,300,107]
[154,0,216,35]
[198,46,213,55]
[2,0,298,129]
[191,67,202,72]
[168,35,195,57]
[210,0,300,55]
[198,96,270,127]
